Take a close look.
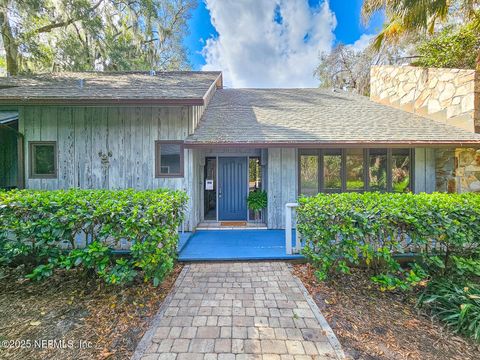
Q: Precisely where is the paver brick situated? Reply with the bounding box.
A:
[260,340,287,354]
[171,339,191,352]
[214,339,231,353]
[197,326,221,339]
[285,340,305,355]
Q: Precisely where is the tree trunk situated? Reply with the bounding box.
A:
[0,4,18,75]
[476,49,480,72]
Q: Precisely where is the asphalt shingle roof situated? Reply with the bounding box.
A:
[185,88,480,146]
[0,71,221,104]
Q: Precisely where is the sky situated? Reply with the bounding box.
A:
[183,0,384,88]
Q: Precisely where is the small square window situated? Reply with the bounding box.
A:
[29,142,57,179]
[155,141,184,177]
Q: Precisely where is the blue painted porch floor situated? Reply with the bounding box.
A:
[178,230,304,261]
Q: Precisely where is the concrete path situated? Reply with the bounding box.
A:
[132,262,344,360]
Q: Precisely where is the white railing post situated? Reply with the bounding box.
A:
[285,202,299,255]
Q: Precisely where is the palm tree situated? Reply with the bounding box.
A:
[361,0,480,68]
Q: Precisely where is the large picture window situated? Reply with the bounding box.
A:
[29,141,57,179]
[299,148,414,195]
[155,141,184,177]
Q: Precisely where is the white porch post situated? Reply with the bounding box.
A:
[285,202,299,255]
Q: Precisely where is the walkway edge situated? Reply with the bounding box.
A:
[131,265,190,360]
[288,264,346,360]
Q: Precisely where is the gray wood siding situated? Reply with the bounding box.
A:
[267,148,298,229]
[18,105,205,231]
[414,148,436,193]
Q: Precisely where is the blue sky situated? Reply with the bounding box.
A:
[184,1,384,87]
[184,0,383,69]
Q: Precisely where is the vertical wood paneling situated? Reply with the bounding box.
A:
[108,107,122,189]
[414,147,436,193]
[425,148,436,193]
[267,148,297,229]
[57,107,75,189]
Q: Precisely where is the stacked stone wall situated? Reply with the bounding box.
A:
[370,65,479,133]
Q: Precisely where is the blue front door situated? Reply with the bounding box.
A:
[218,157,248,221]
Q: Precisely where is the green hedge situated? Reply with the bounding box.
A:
[0,189,188,285]
[297,192,480,290]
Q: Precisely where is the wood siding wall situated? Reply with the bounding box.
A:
[267,148,298,229]
[414,148,436,193]
[17,104,205,231]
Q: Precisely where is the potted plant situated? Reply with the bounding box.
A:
[247,190,267,222]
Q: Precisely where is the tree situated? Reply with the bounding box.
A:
[414,23,480,69]
[315,45,371,95]
[315,37,417,96]
[0,0,196,75]
[361,0,480,69]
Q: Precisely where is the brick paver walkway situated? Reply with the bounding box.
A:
[132,262,344,360]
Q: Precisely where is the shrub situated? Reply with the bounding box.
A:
[297,192,480,289]
[418,280,480,342]
[0,189,188,285]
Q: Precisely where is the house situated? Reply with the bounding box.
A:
[1,68,480,232]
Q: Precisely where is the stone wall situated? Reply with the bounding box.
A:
[435,148,480,193]
[370,65,479,133]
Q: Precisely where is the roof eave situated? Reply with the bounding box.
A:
[184,140,480,149]
[0,98,205,106]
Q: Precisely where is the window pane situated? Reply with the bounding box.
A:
[249,157,261,191]
[324,150,342,190]
[368,149,387,191]
[392,149,411,192]
[34,144,55,175]
[300,155,318,196]
[346,149,364,190]
[160,144,181,174]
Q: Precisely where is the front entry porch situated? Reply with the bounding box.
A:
[178,229,303,261]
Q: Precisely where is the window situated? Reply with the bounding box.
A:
[368,149,387,191]
[155,141,184,177]
[346,148,365,190]
[29,141,57,179]
[323,149,342,191]
[298,148,414,195]
[300,154,318,196]
[392,149,411,192]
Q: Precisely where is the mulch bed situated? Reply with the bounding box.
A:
[292,263,480,360]
[0,265,182,360]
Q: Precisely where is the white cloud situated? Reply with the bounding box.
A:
[347,33,376,52]
[201,0,336,88]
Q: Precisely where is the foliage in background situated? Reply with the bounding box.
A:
[315,36,418,96]
[0,0,196,75]
[414,23,480,69]
[362,0,480,67]
[0,189,188,286]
